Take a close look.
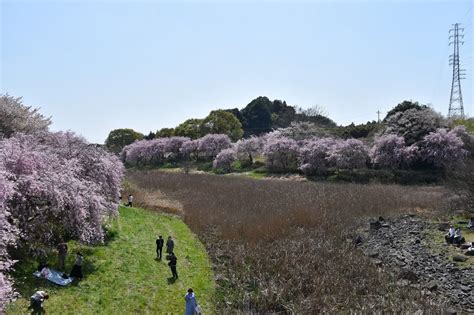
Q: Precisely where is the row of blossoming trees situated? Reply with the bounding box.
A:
[0,95,123,309]
[122,125,471,175]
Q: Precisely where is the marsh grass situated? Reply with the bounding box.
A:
[127,169,451,312]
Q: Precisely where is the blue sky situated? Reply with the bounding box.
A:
[1,0,472,143]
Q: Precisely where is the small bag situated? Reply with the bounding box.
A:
[195,304,202,314]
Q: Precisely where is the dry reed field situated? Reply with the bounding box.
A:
[126,170,453,313]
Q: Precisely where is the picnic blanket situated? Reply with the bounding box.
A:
[33,269,75,286]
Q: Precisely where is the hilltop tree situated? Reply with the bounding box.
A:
[384,100,428,121]
[0,94,51,138]
[384,107,448,145]
[294,105,337,127]
[144,131,156,140]
[201,110,244,141]
[241,97,273,136]
[105,128,144,153]
[156,128,175,138]
[338,121,380,139]
[270,100,296,128]
[224,108,245,126]
[174,119,203,139]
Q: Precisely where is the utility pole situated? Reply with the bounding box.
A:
[376,110,381,123]
[448,23,466,120]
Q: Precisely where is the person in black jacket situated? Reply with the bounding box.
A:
[168,252,178,279]
[156,235,164,259]
[166,236,174,254]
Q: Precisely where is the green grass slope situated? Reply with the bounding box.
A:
[6,206,215,314]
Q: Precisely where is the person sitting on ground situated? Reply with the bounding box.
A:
[468,218,474,230]
[40,266,51,278]
[453,228,466,246]
[37,261,48,272]
[70,252,84,279]
[28,290,48,314]
[445,225,456,244]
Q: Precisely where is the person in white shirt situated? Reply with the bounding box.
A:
[29,290,49,313]
[445,226,455,244]
[453,228,465,245]
[128,194,133,207]
[468,218,474,230]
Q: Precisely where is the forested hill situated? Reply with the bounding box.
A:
[155,96,337,139]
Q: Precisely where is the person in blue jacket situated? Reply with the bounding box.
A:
[185,288,199,315]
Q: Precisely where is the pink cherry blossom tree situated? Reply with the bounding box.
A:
[298,137,336,175]
[197,134,232,160]
[235,136,263,165]
[0,94,51,137]
[213,148,237,172]
[263,135,299,173]
[326,139,369,170]
[0,165,18,309]
[419,128,467,168]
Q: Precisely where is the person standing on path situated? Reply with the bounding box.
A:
[185,288,200,315]
[156,235,164,259]
[166,236,174,254]
[127,194,133,207]
[57,240,68,270]
[168,252,178,279]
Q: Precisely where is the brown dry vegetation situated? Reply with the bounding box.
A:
[126,169,454,313]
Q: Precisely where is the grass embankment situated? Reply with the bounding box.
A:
[6,206,215,314]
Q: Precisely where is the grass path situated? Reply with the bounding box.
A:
[6,206,215,314]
